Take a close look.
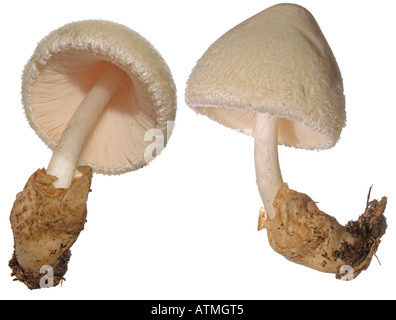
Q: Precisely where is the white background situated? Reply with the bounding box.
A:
[1,0,395,300]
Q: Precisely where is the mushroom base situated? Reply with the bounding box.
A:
[9,166,92,289]
[259,183,387,280]
[9,248,71,290]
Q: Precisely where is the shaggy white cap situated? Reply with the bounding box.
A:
[185,3,345,150]
[22,20,177,174]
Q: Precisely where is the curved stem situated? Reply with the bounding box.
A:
[254,113,283,219]
[47,63,126,188]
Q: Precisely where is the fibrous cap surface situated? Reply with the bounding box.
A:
[185,3,345,150]
[23,20,177,174]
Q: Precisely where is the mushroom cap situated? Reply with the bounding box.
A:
[185,3,345,150]
[23,20,177,175]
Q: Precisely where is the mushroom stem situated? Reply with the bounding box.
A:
[47,63,126,188]
[254,112,283,219]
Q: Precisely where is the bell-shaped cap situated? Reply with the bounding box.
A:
[185,3,345,150]
[23,20,177,174]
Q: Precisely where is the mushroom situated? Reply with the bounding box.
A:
[9,20,176,289]
[185,3,387,279]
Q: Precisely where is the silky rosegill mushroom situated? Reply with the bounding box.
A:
[10,20,176,289]
[185,3,387,279]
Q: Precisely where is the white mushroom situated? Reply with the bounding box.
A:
[23,20,176,187]
[10,20,176,289]
[185,4,386,279]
